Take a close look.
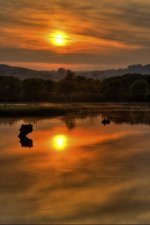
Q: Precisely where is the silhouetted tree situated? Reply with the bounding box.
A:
[0,72,149,103]
[58,68,66,75]
[130,79,150,101]
[58,80,76,97]
[0,76,21,102]
[65,70,74,80]
[22,79,46,101]
[45,79,54,93]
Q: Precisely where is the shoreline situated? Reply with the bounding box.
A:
[0,103,150,117]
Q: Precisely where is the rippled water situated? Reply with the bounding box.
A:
[0,111,150,224]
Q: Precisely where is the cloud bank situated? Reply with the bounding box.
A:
[0,0,150,70]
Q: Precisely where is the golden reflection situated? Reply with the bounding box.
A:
[52,134,68,151]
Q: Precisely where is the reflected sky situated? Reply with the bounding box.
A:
[0,114,150,224]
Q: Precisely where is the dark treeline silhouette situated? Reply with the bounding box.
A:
[1,71,150,102]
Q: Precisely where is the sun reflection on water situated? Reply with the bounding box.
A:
[52,134,68,151]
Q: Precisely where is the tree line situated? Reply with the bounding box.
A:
[0,71,150,102]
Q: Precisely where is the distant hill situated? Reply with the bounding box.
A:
[76,64,150,79]
[0,64,61,81]
[0,64,150,80]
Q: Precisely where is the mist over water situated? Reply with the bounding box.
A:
[0,110,150,224]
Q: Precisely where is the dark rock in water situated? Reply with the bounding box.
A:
[19,136,33,148]
[18,124,33,138]
[18,124,33,148]
[101,118,111,126]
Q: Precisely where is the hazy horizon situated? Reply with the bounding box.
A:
[0,61,134,71]
[1,62,150,72]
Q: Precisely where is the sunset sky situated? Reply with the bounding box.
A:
[0,0,150,70]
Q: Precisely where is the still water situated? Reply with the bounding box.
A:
[0,111,150,224]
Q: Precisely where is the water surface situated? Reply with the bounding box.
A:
[0,111,150,224]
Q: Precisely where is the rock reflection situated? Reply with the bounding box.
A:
[101,118,111,126]
[19,136,33,148]
[61,116,76,130]
[18,124,33,148]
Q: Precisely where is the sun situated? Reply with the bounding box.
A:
[52,134,68,151]
[50,31,68,46]
[55,34,65,46]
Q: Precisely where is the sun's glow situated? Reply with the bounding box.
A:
[50,31,68,46]
[52,135,68,151]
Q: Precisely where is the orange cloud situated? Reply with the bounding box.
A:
[0,0,150,69]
